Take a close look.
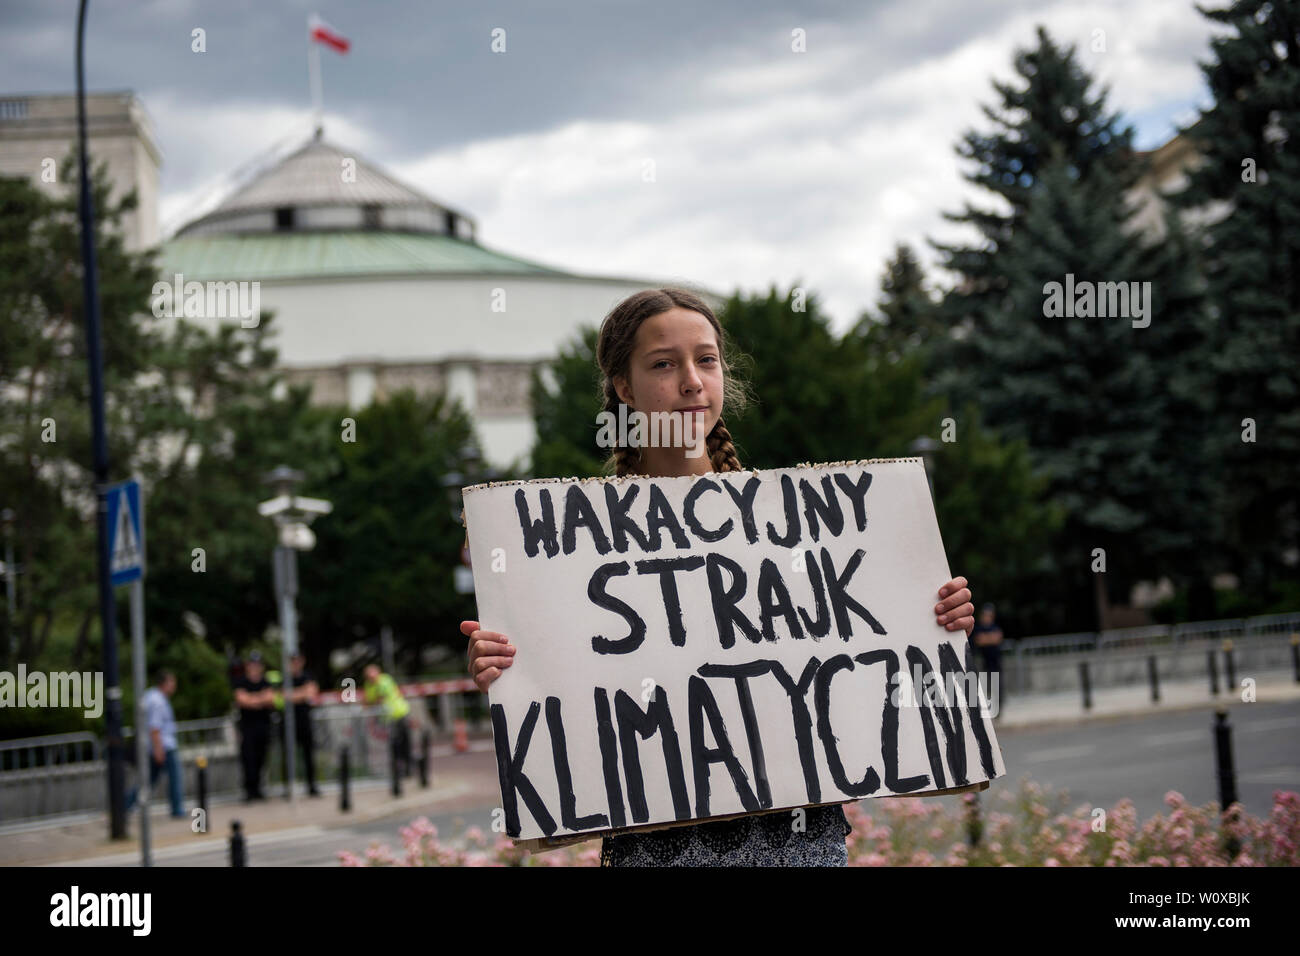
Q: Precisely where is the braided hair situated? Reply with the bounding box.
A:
[596,288,753,478]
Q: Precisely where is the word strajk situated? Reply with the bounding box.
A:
[490,641,998,838]
[513,472,882,654]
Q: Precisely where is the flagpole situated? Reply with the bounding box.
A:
[308,16,323,138]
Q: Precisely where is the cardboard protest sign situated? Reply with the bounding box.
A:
[462,458,1006,846]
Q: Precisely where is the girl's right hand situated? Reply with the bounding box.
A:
[461,620,515,693]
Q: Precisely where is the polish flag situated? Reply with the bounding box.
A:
[309,15,350,54]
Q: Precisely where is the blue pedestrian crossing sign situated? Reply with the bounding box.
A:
[107,480,145,586]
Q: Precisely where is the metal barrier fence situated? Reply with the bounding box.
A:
[1004,612,1300,695]
[0,694,494,822]
[123,715,236,752]
[0,732,100,773]
[1013,612,1300,656]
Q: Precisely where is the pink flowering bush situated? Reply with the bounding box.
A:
[339,817,603,867]
[339,779,1300,867]
[844,778,1299,867]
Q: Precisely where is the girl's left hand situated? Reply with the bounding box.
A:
[935,576,974,637]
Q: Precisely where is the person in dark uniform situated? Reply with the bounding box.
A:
[277,653,321,797]
[969,603,1005,713]
[233,652,275,801]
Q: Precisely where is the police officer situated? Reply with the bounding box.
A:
[276,653,321,797]
[969,603,1006,710]
[234,652,275,801]
[363,664,412,778]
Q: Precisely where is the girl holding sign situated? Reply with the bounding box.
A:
[463,287,975,866]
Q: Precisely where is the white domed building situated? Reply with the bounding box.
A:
[160,132,724,471]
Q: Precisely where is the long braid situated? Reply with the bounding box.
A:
[604,380,645,479]
[706,417,743,473]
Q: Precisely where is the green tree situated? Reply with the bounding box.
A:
[929,404,1065,636]
[850,243,946,366]
[931,25,1142,334]
[296,390,494,679]
[140,365,337,668]
[529,325,607,478]
[0,156,346,731]
[932,28,1217,628]
[0,162,165,670]
[719,283,936,467]
[1168,0,1300,608]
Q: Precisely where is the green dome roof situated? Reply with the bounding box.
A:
[160,230,573,281]
[161,134,582,280]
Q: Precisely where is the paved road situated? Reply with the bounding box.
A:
[982,697,1299,818]
[54,699,1298,865]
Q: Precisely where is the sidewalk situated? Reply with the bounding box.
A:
[992,672,1300,733]
[0,741,502,867]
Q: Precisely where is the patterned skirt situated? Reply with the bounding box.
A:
[599,803,852,867]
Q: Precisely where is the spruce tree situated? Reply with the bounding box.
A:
[932,27,1217,628]
[850,243,945,365]
[1169,0,1300,606]
[932,24,1142,373]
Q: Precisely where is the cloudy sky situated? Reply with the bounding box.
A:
[1,0,1228,331]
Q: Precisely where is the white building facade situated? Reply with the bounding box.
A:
[0,91,161,251]
[159,134,723,472]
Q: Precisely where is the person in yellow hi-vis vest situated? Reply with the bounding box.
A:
[363,664,412,779]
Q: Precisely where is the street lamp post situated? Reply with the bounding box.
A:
[77,0,130,841]
[258,466,331,804]
[442,441,497,596]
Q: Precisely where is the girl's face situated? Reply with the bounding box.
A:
[614,307,724,461]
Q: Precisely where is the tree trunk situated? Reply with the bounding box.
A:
[32,610,54,660]
[1093,571,1110,632]
[17,612,34,663]
[72,607,94,670]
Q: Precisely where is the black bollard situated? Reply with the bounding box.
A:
[196,755,208,819]
[1290,634,1299,683]
[339,747,351,813]
[418,729,430,789]
[229,820,246,867]
[965,792,982,848]
[1147,655,1160,703]
[1079,660,1092,711]
[1207,648,1219,696]
[1213,709,1241,859]
[390,736,401,798]
[1223,640,1236,696]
